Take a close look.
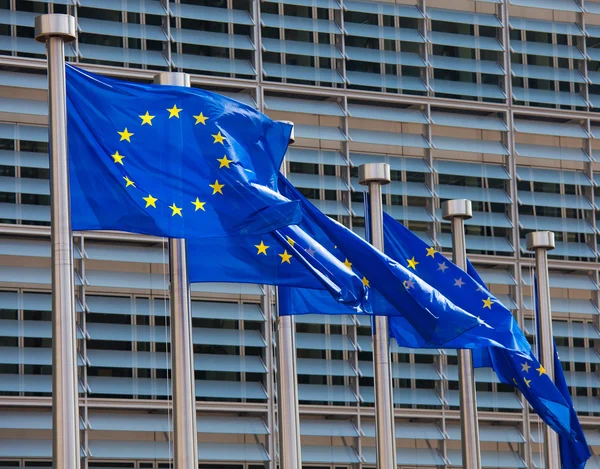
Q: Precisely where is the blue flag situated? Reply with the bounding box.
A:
[529,274,591,469]
[187,173,368,309]
[275,183,531,352]
[66,65,300,238]
[383,214,590,469]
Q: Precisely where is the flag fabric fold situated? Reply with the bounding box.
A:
[274,178,531,353]
[186,175,369,311]
[383,214,590,469]
[66,65,300,239]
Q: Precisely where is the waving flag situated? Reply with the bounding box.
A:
[384,214,590,469]
[66,65,300,238]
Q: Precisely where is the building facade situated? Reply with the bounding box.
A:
[0,0,599,467]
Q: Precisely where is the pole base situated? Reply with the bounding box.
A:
[35,14,76,43]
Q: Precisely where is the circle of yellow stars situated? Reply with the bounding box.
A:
[113,105,235,217]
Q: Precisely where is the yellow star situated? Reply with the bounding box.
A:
[523,377,531,388]
[169,203,182,217]
[255,241,269,255]
[118,128,134,142]
[139,111,155,126]
[279,250,292,264]
[521,362,531,373]
[407,257,419,270]
[426,247,436,258]
[212,131,226,144]
[193,112,208,125]
[217,155,233,169]
[123,176,135,187]
[362,277,370,288]
[536,365,547,377]
[343,258,352,270]
[111,151,125,165]
[210,180,224,195]
[191,198,206,212]
[482,297,493,309]
[286,236,295,247]
[167,104,182,119]
[143,194,157,208]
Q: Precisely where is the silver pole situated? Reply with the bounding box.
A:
[275,122,302,469]
[154,72,198,469]
[442,199,482,469]
[358,163,397,468]
[34,14,80,469]
[526,231,560,469]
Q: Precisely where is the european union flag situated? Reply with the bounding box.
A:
[187,174,368,310]
[187,224,368,310]
[529,274,590,469]
[66,65,300,238]
[383,214,590,469]
[274,184,531,352]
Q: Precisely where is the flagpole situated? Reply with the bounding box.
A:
[442,199,482,469]
[358,163,397,468]
[275,121,302,469]
[153,72,198,469]
[34,14,81,469]
[526,231,560,469]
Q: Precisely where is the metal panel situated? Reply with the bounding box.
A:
[511,40,585,59]
[346,47,426,67]
[431,112,507,131]
[512,87,588,107]
[514,143,589,161]
[509,17,583,35]
[346,71,427,91]
[430,55,504,75]
[517,166,592,185]
[265,96,344,116]
[514,119,589,138]
[302,445,360,464]
[350,153,430,172]
[519,215,595,234]
[344,0,423,18]
[430,31,504,51]
[431,79,506,99]
[428,8,502,27]
[170,4,253,24]
[432,136,508,155]
[510,0,581,12]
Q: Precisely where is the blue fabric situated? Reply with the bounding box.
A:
[66,65,300,238]
[382,213,589,469]
[278,187,531,351]
[187,175,368,309]
[529,276,591,469]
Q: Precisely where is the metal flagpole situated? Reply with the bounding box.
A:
[526,231,560,469]
[34,14,81,469]
[275,121,302,469]
[153,72,198,469]
[442,199,482,469]
[358,163,397,468]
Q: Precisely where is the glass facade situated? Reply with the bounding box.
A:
[0,0,599,467]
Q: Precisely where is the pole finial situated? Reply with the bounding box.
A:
[442,199,472,221]
[153,72,191,87]
[526,231,555,251]
[358,163,391,185]
[35,14,76,43]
